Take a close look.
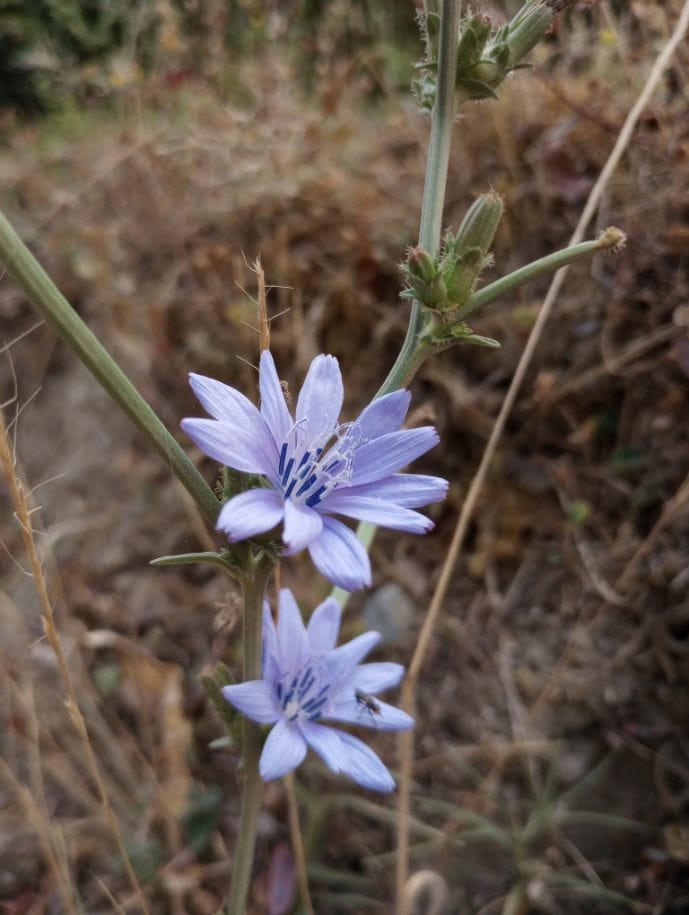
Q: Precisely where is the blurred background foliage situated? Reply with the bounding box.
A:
[0,0,424,116]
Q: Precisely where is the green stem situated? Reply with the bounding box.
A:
[226,552,274,915]
[333,1,462,607]
[380,0,462,400]
[0,208,219,527]
[458,230,624,320]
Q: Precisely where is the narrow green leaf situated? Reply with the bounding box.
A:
[150,551,232,570]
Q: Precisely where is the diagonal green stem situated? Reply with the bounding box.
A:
[458,230,624,320]
[0,208,219,527]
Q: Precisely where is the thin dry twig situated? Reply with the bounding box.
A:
[254,256,270,354]
[285,772,315,915]
[0,407,152,915]
[395,2,689,907]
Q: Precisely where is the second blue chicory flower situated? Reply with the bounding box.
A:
[182,351,447,591]
[223,588,413,792]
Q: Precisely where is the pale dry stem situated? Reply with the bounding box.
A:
[254,256,270,354]
[285,772,315,915]
[0,407,151,915]
[395,2,689,908]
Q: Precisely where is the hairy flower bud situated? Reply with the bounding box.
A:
[455,1,556,103]
[406,246,437,283]
[504,1,554,65]
[448,192,505,261]
[441,192,505,308]
[401,246,449,308]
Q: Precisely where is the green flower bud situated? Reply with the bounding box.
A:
[406,246,437,283]
[425,274,449,307]
[400,247,449,308]
[440,192,504,311]
[456,14,491,69]
[443,249,486,306]
[447,191,504,262]
[421,0,441,61]
[455,1,556,104]
[504,1,554,66]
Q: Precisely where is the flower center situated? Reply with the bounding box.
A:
[277,421,361,508]
[275,661,332,723]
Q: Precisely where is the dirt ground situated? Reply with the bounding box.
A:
[1,3,689,913]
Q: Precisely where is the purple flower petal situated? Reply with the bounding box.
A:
[222,680,281,724]
[327,631,380,679]
[306,598,342,653]
[351,427,440,485]
[223,587,407,793]
[259,351,293,444]
[334,473,448,508]
[353,389,411,439]
[216,488,285,541]
[326,696,414,731]
[189,373,268,430]
[319,492,434,533]
[351,662,405,693]
[262,601,282,683]
[260,719,307,781]
[282,500,323,553]
[181,418,278,477]
[336,731,395,792]
[307,517,372,592]
[184,354,445,587]
[277,588,309,669]
[299,720,345,773]
[296,355,343,440]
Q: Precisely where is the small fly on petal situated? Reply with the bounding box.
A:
[355,688,383,726]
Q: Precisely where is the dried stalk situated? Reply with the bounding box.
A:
[0,406,151,915]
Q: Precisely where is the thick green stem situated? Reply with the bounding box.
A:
[0,208,219,527]
[227,553,273,915]
[458,229,625,319]
[381,0,462,400]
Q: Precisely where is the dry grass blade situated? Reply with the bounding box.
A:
[0,406,152,915]
[254,256,270,355]
[285,772,315,915]
[395,1,689,909]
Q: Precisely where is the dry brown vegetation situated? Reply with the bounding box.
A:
[1,2,689,913]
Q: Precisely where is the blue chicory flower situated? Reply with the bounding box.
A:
[181,351,448,591]
[222,588,414,792]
